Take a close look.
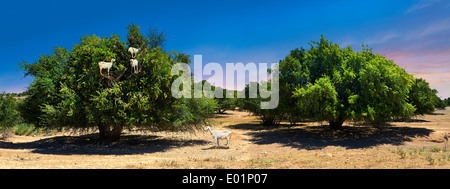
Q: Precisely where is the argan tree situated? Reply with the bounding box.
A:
[278,36,417,129]
[19,24,217,141]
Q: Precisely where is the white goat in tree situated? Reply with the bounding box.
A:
[128,47,140,58]
[98,59,115,76]
[130,59,139,74]
[204,126,232,148]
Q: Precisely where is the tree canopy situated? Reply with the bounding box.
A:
[19,24,217,141]
[242,36,444,129]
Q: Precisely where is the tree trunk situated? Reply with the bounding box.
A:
[110,125,123,142]
[98,124,110,141]
[97,124,123,142]
[329,119,345,130]
[260,116,275,126]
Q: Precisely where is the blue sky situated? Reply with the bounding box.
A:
[1,0,450,98]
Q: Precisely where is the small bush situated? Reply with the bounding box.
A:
[393,148,407,159]
[430,146,441,153]
[426,155,436,165]
[12,123,38,136]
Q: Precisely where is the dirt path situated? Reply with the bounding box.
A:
[0,109,449,169]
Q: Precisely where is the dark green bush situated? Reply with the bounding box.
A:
[0,93,21,129]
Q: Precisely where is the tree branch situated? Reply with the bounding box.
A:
[100,67,129,82]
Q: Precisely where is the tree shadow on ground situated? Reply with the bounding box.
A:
[428,112,445,115]
[202,146,230,150]
[229,124,434,150]
[225,122,305,131]
[0,133,209,155]
[213,112,234,118]
[391,118,431,123]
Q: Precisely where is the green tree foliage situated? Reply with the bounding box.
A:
[18,47,70,126]
[445,97,450,107]
[0,93,21,129]
[242,36,444,129]
[278,36,417,129]
[213,86,237,114]
[432,94,447,110]
[292,76,338,122]
[239,82,282,126]
[19,24,216,141]
[278,47,309,125]
[147,24,166,50]
[408,78,444,114]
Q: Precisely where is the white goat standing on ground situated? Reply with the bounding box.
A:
[128,47,140,58]
[98,59,115,76]
[204,126,232,148]
[130,59,139,73]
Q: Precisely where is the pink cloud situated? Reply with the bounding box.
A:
[411,72,450,99]
[382,48,450,73]
[380,49,450,99]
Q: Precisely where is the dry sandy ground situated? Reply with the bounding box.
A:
[0,108,449,169]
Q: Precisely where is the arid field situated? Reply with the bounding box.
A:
[0,108,449,169]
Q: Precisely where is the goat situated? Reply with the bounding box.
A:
[128,47,140,58]
[98,59,115,76]
[130,59,139,73]
[204,126,232,148]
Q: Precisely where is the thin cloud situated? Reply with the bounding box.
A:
[406,0,441,14]
[365,33,398,45]
[419,19,450,36]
